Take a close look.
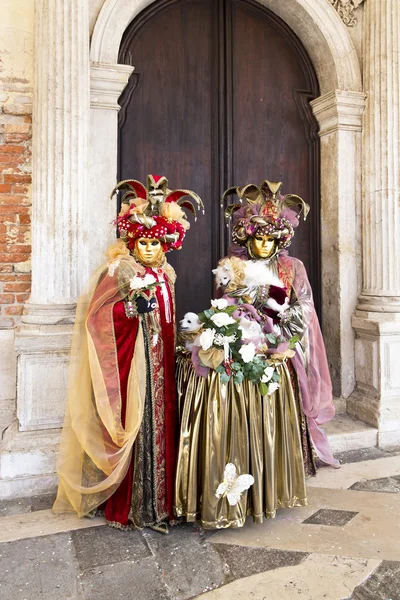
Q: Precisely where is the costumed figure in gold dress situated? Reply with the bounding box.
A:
[175,180,338,530]
[53,175,203,532]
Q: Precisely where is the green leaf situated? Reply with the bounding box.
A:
[234,371,244,385]
[203,309,214,320]
[220,372,231,384]
[259,382,268,396]
[289,334,300,349]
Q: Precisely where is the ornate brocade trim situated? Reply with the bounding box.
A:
[329,0,365,27]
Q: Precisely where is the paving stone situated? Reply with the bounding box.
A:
[212,544,308,579]
[0,493,56,517]
[30,494,56,511]
[334,447,400,465]
[0,496,32,516]
[143,523,225,598]
[349,560,400,600]
[71,525,151,570]
[303,508,358,526]
[0,531,83,600]
[349,475,400,494]
[80,557,170,600]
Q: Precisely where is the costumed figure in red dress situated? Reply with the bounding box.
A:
[53,174,203,532]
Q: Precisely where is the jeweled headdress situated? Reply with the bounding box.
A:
[222,180,309,255]
[111,174,204,252]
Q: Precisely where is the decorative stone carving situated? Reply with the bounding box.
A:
[329,0,365,27]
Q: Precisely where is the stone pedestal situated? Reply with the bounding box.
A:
[349,0,400,447]
[0,0,90,499]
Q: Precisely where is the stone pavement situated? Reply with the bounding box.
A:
[0,447,399,600]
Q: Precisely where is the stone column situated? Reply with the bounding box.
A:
[24,0,90,324]
[2,0,91,499]
[349,0,400,447]
[311,90,365,401]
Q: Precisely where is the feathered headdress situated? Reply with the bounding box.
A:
[111,175,204,252]
[222,180,309,253]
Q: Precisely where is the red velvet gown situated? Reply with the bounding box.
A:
[102,267,178,529]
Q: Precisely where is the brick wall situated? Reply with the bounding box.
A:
[0,92,32,328]
[0,4,34,330]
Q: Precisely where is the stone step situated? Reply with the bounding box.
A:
[323,413,378,454]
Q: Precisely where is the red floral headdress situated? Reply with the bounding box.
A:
[111,175,204,253]
[222,180,309,253]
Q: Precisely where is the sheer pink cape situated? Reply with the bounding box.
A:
[226,245,339,467]
[277,254,338,467]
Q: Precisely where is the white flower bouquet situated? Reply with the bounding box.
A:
[192,298,298,395]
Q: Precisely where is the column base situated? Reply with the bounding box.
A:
[21,301,76,325]
[350,311,400,449]
[0,423,59,499]
[0,319,74,498]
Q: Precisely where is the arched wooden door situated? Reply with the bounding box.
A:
[118,0,320,318]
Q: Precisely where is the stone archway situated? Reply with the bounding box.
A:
[89,0,365,399]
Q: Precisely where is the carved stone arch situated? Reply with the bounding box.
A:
[91,0,361,93]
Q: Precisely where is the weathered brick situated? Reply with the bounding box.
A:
[4,305,23,315]
[3,124,31,134]
[18,214,30,224]
[12,184,29,194]
[16,274,31,281]
[0,293,14,304]
[0,193,27,203]
[8,244,31,253]
[4,133,31,143]
[16,293,29,303]
[24,116,32,123]
[0,154,22,164]
[0,253,30,263]
[3,104,32,116]
[0,184,12,193]
[0,264,13,273]
[0,144,25,154]
[0,206,29,215]
[3,282,30,292]
[4,174,31,184]
[0,274,16,282]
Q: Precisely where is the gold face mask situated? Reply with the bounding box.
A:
[134,238,164,267]
[250,234,276,259]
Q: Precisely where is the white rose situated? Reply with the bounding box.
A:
[268,382,280,395]
[199,328,216,351]
[210,312,236,328]
[260,366,275,383]
[142,274,157,287]
[211,298,228,310]
[239,342,256,364]
[130,274,156,290]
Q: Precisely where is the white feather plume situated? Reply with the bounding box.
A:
[243,261,283,289]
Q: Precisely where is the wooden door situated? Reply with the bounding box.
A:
[118,0,320,318]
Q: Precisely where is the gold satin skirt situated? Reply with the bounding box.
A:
[174,353,308,529]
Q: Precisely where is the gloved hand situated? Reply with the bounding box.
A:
[136,296,156,314]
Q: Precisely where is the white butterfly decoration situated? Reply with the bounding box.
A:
[215,463,255,506]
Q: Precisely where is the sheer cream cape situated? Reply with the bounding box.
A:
[53,245,148,517]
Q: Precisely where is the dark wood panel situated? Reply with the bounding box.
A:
[119,0,219,317]
[228,0,320,307]
[118,0,321,318]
